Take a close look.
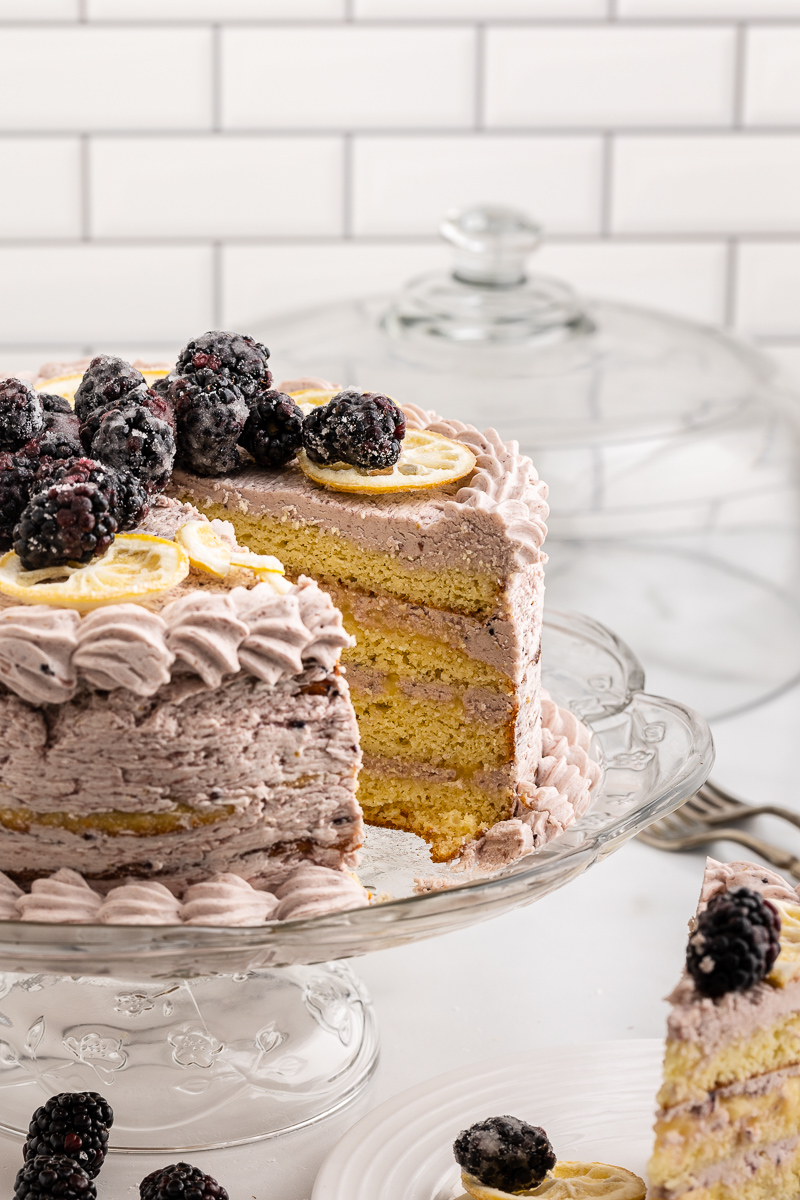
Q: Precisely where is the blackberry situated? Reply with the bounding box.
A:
[0,378,44,452]
[240,389,303,468]
[140,1162,228,1200]
[171,370,249,476]
[73,357,145,425]
[454,1116,557,1193]
[83,399,175,494]
[79,385,175,452]
[176,331,271,400]
[14,481,118,570]
[25,1092,113,1180]
[0,452,39,550]
[39,393,73,415]
[687,886,782,999]
[303,389,406,471]
[14,1155,95,1200]
[37,457,148,532]
[149,377,177,432]
[23,410,83,464]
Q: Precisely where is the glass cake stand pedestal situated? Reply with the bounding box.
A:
[0,613,712,1152]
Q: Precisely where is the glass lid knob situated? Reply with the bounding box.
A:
[441,205,542,287]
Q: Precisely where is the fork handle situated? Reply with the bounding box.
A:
[660,827,800,881]
[700,783,800,833]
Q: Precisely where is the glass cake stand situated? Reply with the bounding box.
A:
[0,613,712,1152]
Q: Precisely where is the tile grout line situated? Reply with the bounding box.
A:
[733,22,747,130]
[474,23,485,132]
[724,238,738,329]
[342,134,353,240]
[212,241,223,328]
[212,24,222,134]
[600,133,614,238]
[80,135,91,242]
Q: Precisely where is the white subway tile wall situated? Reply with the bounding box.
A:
[0,0,798,370]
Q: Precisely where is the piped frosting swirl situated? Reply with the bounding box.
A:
[73,606,174,696]
[181,874,279,925]
[0,607,80,705]
[0,872,22,920]
[274,865,369,921]
[17,868,102,923]
[98,881,182,925]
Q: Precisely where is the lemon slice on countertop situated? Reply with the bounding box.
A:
[175,520,231,579]
[35,369,170,408]
[462,1162,646,1200]
[0,535,189,611]
[297,429,477,494]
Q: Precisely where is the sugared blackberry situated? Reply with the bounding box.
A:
[14,481,118,570]
[23,410,83,464]
[240,389,303,468]
[25,1092,113,1181]
[0,378,44,452]
[139,1162,228,1200]
[454,1116,557,1193]
[36,457,149,532]
[176,331,271,400]
[79,385,176,453]
[687,886,782,999]
[171,370,249,476]
[14,1155,95,1200]
[39,393,73,415]
[73,356,145,425]
[303,389,406,471]
[0,452,39,550]
[83,400,175,494]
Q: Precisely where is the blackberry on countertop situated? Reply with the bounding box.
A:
[14,1155,95,1200]
[39,393,73,415]
[0,452,39,550]
[303,389,406,471]
[25,1092,113,1181]
[83,399,175,494]
[240,389,303,468]
[140,1162,228,1200]
[687,886,782,999]
[454,1116,557,1193]
[171,370,249,476]
[73,356,145,425]
[14,480,118,570]
[0,378,44,452]
[36,456,148,532]
[23,410,82,465]
[176,330,271,400]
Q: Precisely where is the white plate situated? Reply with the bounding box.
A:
[313,1040,663,1200]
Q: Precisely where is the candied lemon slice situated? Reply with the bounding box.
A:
[462,1162,645,1200]
[0,535,189,611]
[769,900,800,987]
[175,520,231,579]
[229,548,292,592]
[297,429,476,494]
[35,369,169,408]
[288,387,340,417]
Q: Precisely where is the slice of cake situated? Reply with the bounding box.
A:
[173,374,599,863]
[650,857,800,1200]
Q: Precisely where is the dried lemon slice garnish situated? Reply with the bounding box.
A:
[0,535,189,611]
[297,429,476,494]
[462,1161,646,1199]
[229,548,292,591]
[35,369,169,407]
[288,387,340,417]
[175,520,231,579]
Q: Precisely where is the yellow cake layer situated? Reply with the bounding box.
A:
[351,687,512,770]
[650,1072,800,1192]
[358,769,512,861]
[340,611,509,691]
[651,1139,800,1200]
[186,499,501,618]
[0,804,234,837]
[658,1014,800,1107]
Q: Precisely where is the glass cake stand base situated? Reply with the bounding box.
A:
[0,963,378,1150]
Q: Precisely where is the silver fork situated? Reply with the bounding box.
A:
[639,779,800,880]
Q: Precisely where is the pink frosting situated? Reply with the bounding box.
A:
[274,865,369,920]
[0,871,22,920]
[181,874,279,926]
[163,591,248,688]
[98,881,182,925]
[514,698,601,848]
[73,606,174,696]
[0,607,80,705]
[231,588,311,685]
[17,868,102,923]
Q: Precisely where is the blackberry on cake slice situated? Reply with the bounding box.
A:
[0,378,44,451]
[14,479,118,569]
[686,885,781,998]
[176,330,271,400]
[14,1155,95,1200]
[240,389,303,467]
[171,369,249,476]
[25,1092,113,1180]
[73,356,146,424]
[139,1162,228,1200]
[37,457,149,531]
[303,389,406,470]
[82,397,175,494]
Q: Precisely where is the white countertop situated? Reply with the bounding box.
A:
[2,682,796,1199]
